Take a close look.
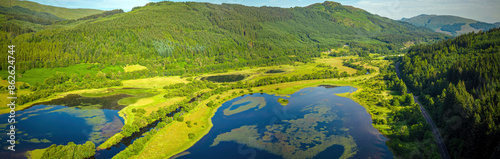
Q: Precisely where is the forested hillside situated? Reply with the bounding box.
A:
[0,1,447,78]
[0,0,104,20]
[400,28,500,159]
[0,0,106,36]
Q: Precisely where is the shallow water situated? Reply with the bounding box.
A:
[0,94,129,159]
[175,86,393,159]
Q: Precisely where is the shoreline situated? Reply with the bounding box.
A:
[140,78,387,159]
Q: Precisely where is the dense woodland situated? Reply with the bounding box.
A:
[0,1,479,159]
[0,1,446,76]
[358,62,439,158]
[0,1,448,108]
[400,28,500,159]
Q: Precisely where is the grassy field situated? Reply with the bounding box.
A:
[315,56,358,74]
[131,56,389,158]
[123,65,147,73]
[0,77,39,114]
[0,64,124,85]
[122,76,188,88]
[133,80,365,158]
[21,55,415,158]
[135,90,236,159]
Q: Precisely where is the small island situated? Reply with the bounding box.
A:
[277,98,289,106]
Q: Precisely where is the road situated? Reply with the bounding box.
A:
[395,62,450,159]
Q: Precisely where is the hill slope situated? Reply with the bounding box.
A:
[401,14,498,36]
[0,0,104,20]
[400,28,500,159]
[0,1,447,75]
[0,0,107,36]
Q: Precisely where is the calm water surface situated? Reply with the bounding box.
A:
[0,94,129,159]
[175,86,393,159]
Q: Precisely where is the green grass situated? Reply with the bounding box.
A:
[133,56,385,158]
[123,64,147,72]
[26,148,46,159]
[14,55,423,159]
[121,76,188,88]
[12,55,415,159]
[14,64,124,85]
[277,98,289,106]
[80,88,155,106]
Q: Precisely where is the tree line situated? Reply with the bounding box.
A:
[400,27,500,159]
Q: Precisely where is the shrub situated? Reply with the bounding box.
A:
[188,133,195,139]
[177,116,184,122]
[207,100,215,107]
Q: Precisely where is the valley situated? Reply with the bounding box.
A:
[0,0,499,159]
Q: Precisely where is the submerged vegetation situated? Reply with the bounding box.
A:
[13,54,443,159]
[0,0,486,159]
[212,100,358,159]
[223,96,266,116]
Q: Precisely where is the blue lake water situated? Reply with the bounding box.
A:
[0,94,129,159]
[174,86,393,159]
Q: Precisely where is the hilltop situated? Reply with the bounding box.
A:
[0,1,447,76]
[0,0,104,20]
[401,14,498,36]
[0,0,105,35]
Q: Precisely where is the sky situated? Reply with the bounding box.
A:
[27,0,500,23]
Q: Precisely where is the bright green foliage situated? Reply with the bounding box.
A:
[112,128,163,159]
[177,116,184,122]
[41,141,95,159]
[206,100,215,107]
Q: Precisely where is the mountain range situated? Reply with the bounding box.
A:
[401,14,499,36]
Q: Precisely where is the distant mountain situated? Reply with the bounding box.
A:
[401,14,498,36]
[0,0,108,35]
[495,22,500,27]
[0,0,104,20]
